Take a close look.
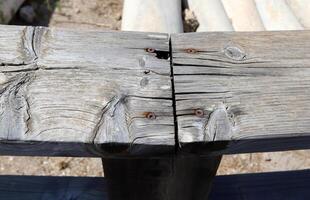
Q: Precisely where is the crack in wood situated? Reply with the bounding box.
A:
[20,27,37,64]
[31,27,38,60]
[0,26,175,156]
[90,96,117,144]
[0,64,82,73]
[0,73,35,139]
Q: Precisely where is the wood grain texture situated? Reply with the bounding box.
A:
[2,26,310,157]
[172,31,310,154]
[0,25,174,157]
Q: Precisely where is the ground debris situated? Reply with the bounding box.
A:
[183,8,199,32]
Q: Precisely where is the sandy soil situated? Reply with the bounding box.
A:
[218,150,310,175]
[2,0,309,177]
[48,0,122,30]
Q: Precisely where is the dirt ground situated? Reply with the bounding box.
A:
[2,0,309,177]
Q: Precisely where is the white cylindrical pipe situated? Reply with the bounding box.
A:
[121,0,183,33]
[187,0,234,32]
[287,0,310,29]
[222,0,264,31]
[0,0,25,24]
[255,0,303,30]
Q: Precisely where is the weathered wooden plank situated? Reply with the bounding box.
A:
[121,0,183,33]
[2,25,310,158]
[120,9,220,199]
[118,7,220,200]
[0,25,174,157]
[172,31,310,154]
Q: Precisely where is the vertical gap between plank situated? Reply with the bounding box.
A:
[169,35,179,154]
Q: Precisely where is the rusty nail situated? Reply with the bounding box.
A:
[186,48,197,54]
[145,112,156,119]
[146,48,155,53]
[195,109,204,117]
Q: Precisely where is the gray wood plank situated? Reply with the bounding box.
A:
[171,31,310,154]
[2,26,310,156]
[0,25,174,157]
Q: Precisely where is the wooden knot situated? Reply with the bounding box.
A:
[224,46,246,61]
[204,105,234,141]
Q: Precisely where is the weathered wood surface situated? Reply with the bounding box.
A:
[121,0,183,33]
[1,25,310,157]
[172,31,310,154]
[118,8,219,200]
[0,25,174,157]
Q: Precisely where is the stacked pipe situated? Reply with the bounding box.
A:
[122,0,310,33]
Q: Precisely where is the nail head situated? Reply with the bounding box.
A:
[145,112,156,119]
[195,109,204,117]
[186,48,197,54]
[146,48,155,53]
